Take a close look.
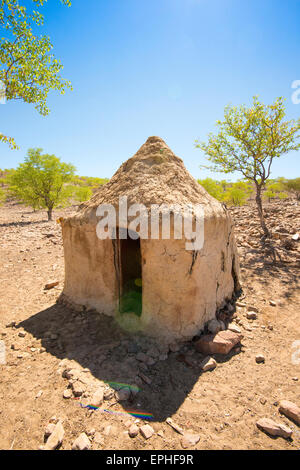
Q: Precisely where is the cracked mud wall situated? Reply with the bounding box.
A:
[61,205,240,342]
[62,223,118,316]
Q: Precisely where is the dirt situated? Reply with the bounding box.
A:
[0,199,299,450]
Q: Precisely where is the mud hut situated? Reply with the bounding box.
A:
[60,136,240,342]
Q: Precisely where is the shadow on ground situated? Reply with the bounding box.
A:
[19,303,240,423]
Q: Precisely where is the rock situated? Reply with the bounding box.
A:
[72,433,91,450]
[292,233,299,241]
[166,417,184,435]
[44,421,64,450]
[181,433,200,449]
[246,312,257,320]
[140,424,155,439]
[169,343,181,353]
[195,330,243,355]
[279,400,300,425]
[94,432,104,445]
[200,356,217,372]
[6,321,16,328]
[91,388,104,407]
[116,388,131,402]
[256,354,265,364]
[136,352,148,363]
[236,302,246,308]
[72,381,85,397]
[63,389,72,399]
[18,331,26,338]
[44,423,56,439]
[269,300,277,307]
[256,418,292,439]
[103,388,115,400]
[207,319,222,334]
[247,306,259,313]
[129,424,139,438]
[44,281,59,290]
[228,323,241,334]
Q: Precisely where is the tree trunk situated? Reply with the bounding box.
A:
[47,209,53,221]
[255,184,270,238]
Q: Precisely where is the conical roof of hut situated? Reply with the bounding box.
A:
[67,136,225,225]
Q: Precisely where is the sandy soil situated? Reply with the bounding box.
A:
[0,200,299,450]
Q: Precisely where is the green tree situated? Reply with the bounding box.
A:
[263,179,288,202]
[198,177,225,201]
[284,177,300,200]
[9,148,75,220]
[223,187,247,206]
[196,97,300,237]
[0,0,72,149]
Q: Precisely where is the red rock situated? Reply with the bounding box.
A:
[256,418,292,439]
[195,330,243,355]
[279,400,300,425]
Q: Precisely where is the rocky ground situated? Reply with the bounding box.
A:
[0,199,299,450]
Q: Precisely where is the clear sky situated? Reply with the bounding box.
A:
[1,0,300,181]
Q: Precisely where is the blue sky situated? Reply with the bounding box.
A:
[1,0,300,180]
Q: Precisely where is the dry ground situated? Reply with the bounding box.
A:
[0,199,299,450]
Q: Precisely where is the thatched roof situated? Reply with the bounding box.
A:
[66,136,225,225]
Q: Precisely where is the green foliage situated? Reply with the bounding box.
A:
[0,0,72,148]
[284,177,300,200]
[196,96,300,236]
[69,185,93,203]
[9,148,75,219]
[263,178,288,202]
[196,96,300,181]
[0,186,6,204]
[198,177,224,200]
[198,178,253,206]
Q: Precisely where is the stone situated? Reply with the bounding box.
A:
[227,323,241,334]
[140,424,155,439]
[63,389,72,399]
[279,400,300,425]
[166,417,184,435]
[44,423,55,439]
[269,300,277,307]
[247,312,257,320]
[200,356,217,372]
[181,433,200,449]
[72,433,91,450]
[256,418,292,439]
[44,281,59,290]
[195,330,243,355]
[72,381,85,397]
[91,388,104,407]
[44,421,64,450]
[247,306,259,313]
[292,233,299,241]
[256,354,265,364]
[6,321,16,328]
[207,319,222,334]
[116,388,131,402]
[128,424,139,438]
[94,432,104,445]
[136,352,148,363]
[18,331,26,338]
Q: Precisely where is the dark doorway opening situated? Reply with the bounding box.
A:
[119,231,142,317]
